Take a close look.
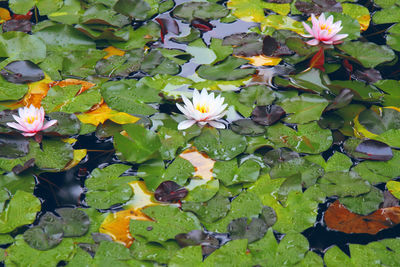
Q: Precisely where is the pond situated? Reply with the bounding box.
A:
[0,0,400,266]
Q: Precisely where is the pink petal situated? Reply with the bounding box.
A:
[330,33,348,42]
[42,120,58,130]
[21,132,37,137]
[302,22,314,37]
[306,39,320,46]
[6,122,27,132]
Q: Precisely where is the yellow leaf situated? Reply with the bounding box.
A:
[235,54,281,66]
[387,181,400,200]
[179,147,215,181]
[63,149,87,171]
[342,3,371,32]
[103,46,126,59]
[77,102,140,126]
[261,15,305,35]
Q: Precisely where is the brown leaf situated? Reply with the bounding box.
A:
[324,200,400,234]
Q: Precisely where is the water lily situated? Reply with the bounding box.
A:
[7,105,57,137]
[176,89,227,130]
[302,13,348,46]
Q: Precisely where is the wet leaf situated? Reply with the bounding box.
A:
[266,122,333,154]
[23,215,63,251]
[213,159,260,186]
[230,119,266,136]
[324,200,400,234]
[1,61,45,87]
[340,187,384,215]
[251,105,286,126]
[223,33,263,57]
[55,208,90,237]
[181,193,231,224]
[130,205,202,242]
[0,190,40,233]
[154,181,188,203]
[228,217,268,243]
[172,2,229,22]
[338,41,396,68]
[355,139,393,161]
[278,94,329,124]
[295,0,342,16]
[318,171,371,197]
[387,181,400,200]
[193,128,247,161]
[0,135,29,159]
[85,164,134,209]
[325,88,354,111]
[197,56,255,81]
[2,19,31,33]
[114,124,162,164]
[175,230,219,255]
[190,18,213,32]
[203,239,252,266]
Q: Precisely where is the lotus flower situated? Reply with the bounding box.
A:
[302,13,348,46]
[7,105,57,137]
[176,89,227,130]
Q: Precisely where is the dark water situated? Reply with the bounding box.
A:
[2,0,400,259]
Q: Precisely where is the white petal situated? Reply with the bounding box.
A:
[207,120,226,129]
[178,120,196,130]
[7,122,27,132]
[176,103,193,119]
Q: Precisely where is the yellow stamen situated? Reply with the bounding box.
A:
[25,116,36,124]
[196,104,209,113]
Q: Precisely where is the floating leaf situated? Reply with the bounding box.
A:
[193,128,247,161]
[114,124,162,164]
[0,190,40,233]
[324,200,400,234]
[172,2,229,22]
[154,181,188,203]
[130,205,202,243]
[251,105,285,126]
[266,122,333,154]
[338,41,396,68]
[213,159,260,186]
[197,56,255,81]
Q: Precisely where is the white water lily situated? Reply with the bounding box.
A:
[7,105,57,137]
[176,89,228,130]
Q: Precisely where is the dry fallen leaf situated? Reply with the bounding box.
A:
[324,200,400,234]
[180,147,215,180]
[235,54,282,66]
[99,181,159,247]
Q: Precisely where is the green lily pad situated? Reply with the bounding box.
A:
[197,56,255,81]
[278,94,329,124]
[194,128,247,161]
[213,159,261,186]
[130,205,202,242]
[266,122,333,154]
[203,239,252,266]
[101,80,160,116]
[172,2,229,22]
[85,164,134,209]
[340,187,383,215]
[181,193,231,224]
[114,124,162,164]
[318,171,371,197]
[0,190,41,233]
[338,41,396,68]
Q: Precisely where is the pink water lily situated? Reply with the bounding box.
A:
[302,13,348,46]
[7,105,57,137]
[176,89,228,130]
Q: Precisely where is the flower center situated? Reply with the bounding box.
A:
[320,24,332,33]
[25,116,36,124]
[196,104,209,113]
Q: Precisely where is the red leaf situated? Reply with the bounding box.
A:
[190,18,213,32]
[156,18,179,43]
[12,11,32,20]
[309,47,325,71]
[342,59,353,73]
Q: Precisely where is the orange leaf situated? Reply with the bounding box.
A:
[179,147,215,180]
[235,54,281,66]
[100,181,158,247]
[77,102,140,126]
[0,8,11,22]
[103,46,126,59]
[324,200,400,234]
